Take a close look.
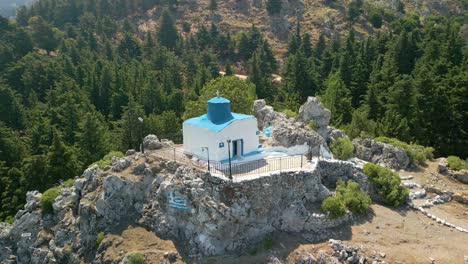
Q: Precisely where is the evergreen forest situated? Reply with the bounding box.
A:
[0,0,466,222]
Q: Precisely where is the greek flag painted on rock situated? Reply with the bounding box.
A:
[168,191,188,210]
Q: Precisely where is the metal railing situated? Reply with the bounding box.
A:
[152,146,308,178]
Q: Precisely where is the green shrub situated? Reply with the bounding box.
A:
[321,180,371,219]
[330,137,354,160]
[321,196,346,219]
[281,109,297,119]
[63,178,75,188]
[4,216,14,224]
[308,120,318,130]
[336,180,371,213]
[374,137,433,165]
[40,187,60,215]
[128,253,145,264]
[363,163,409,206]
[90,151,124,169]
[447,156,467,171]
[96,231,105,247]
[368,9,383,28]
[263,236,273,250]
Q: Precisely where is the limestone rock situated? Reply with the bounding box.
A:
[253,99,277,130]
[327,126,347,141]
[453,170,468,184]
[352,138,410,170]
[112,157,131,172]
[253,99,331,157]
[0,222,13,262]
[125,149,136,156]
[82,165,99,181]
[437,158,449,175]
[143,134,163,150]
[297,97,331,139]
[294,250,317,264]
[271,122,329,156]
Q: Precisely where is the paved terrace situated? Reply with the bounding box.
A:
[150,145,319,181]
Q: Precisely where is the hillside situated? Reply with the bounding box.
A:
[134,0,466,57]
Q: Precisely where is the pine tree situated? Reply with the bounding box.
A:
[321,72,353,125]
[0,84,26,129]
[76,112,111,165]
[314,33,326,60]
[157,9,178,49]
[225,63,234,76]
[118,33,142,58]
[118,97,146,150]
[346,107,376,139]
[302,33,313,58]
[287,22,302,55]
[28,16,62,54]
[47,129,82,182]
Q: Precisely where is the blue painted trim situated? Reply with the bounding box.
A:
[183,113,254,132]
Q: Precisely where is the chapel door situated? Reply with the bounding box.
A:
[232,140,238,157]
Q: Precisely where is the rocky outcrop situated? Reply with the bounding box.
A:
[1,149,381,261]
[352,138,410,170]
[327,126,348,142]
[297,97,331,140]
[453,170,468,184]
[436,158,468,184]
[143,134,163,150]
[437,158,449,175]
[291,239,388,264]
[253,99,331,157]
[140,162,341,256]
[0,223,13,263]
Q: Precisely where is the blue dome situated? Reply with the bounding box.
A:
[207,96,234,124]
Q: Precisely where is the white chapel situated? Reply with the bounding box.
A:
[183,93,259,162]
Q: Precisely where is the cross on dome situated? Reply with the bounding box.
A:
[216,90,220,97]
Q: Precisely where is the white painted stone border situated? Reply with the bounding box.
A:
[407,201,468,234]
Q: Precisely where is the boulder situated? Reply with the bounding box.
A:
[437,158,449,175]
[271,122,329,156]
[452,170,468,184]
[327,126,347,142]
[0,222,13,262]
[82,165,99,181]
[295,251,317,264]
[253,99,331,157]
[143,134,163,150]
[253,99,277,130]
[112,157,131,172]
[297,97,331,139]
[125,149,136,156]
[352,138,410,170]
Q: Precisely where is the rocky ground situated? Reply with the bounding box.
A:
[203,160,468,264]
